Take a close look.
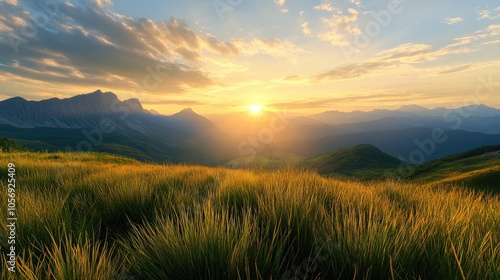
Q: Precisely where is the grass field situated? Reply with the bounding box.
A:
[1,152,499,279]
[409,147,500,194]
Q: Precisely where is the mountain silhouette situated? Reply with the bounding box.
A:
[0,90,230,164]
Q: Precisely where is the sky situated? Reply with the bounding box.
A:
[0,0,499,114]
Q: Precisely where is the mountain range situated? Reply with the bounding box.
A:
[1,90,500,166]
[0,90,229,164]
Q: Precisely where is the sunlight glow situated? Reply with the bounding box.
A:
[249,105,262,115]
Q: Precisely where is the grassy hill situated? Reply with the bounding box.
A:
[0,137,28,152]
[0,151,499,279]
[408,145,500,193]
[302,144,500,193]
[303,144,401,180]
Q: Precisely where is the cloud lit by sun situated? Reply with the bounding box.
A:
[0,0,498,115]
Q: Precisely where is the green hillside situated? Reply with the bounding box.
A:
[303,144,401,180]
[0,137,28,152]
[409,145,500,193]
[1,151,498,279]
[302,144,500,193]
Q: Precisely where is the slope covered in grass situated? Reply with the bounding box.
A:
[0,137,28,152]
[303,144,401,180]
[0,151,499,279]
[409,145,500,193]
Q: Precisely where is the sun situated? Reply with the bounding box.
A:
[249,104,262,115]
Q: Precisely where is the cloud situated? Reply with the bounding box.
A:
[314,3,337,12]
[314,1,364,46]
[349,0,362,8]
[293,39,477,83]
[141,99,205,106]
[479,39,500,46]
[301,22,311,35]
[377,42,473,64]
[486,24,500,36]
[281,9,289,14]
[478,6,500,20]
[0,1,236,95]
[478,10,489,19]
[232,38,308,59]
[311,61,396,81]
[175,47,201,61]
[93,0,112,7]
[436,64,472,75]
[348,8,359,15]
[377,43,433,63]
[449,24,500,47]
[203,35,239,56]
[0,0,303,96]
[268,91,426,110]
[429,60,500,76]
[198,57,249,78]
[318,8,360,46]
[274,0,285,6]
[443,17,463,25]
[1,0,17,5]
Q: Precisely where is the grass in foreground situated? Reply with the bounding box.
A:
[0,151,499,279]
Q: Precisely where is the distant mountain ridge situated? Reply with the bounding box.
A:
[170,108,217,134]
[0,90,150,128]
[0,90,231,164]
[308,104,500,125]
